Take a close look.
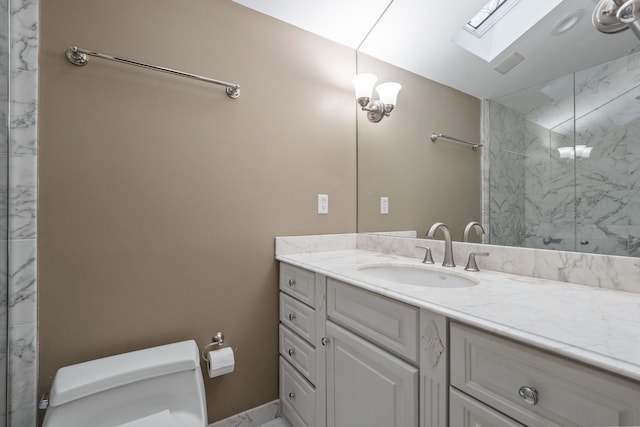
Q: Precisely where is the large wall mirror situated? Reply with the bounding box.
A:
[355,0,640,257]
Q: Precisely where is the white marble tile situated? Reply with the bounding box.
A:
[10,69,37,154]
[8,154,36,239]
[258,418,290,427]
[10,0,37,73]
[8,238,35,326]
[275,233,356,256]
[8,321,36,427]
[209,400,280,427]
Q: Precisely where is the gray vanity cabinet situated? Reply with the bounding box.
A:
[325,321,418,427]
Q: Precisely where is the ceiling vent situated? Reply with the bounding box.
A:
[494,52,525,74]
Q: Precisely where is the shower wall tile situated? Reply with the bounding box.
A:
[8,0,38,424]
[9,0,37,73]
[8,239,35,326]
[8,321,36,426]
[8,154,36,240]
[10,69,37,154]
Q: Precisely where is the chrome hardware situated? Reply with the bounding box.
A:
[543,236,563,245]
[288,279,296,287]
[288,392,296,400]
[288,348,296,357]
[288,313,296,321]
[518,386,539,406]
[463,221,485,242]
[200,331,226,361]
[416,246,434,264]
[431,133,482,151]
[64,46,241,98]
[321,337,331,346]
[581,240,589,245]
[464,252,489,272]
[426,222,455,267]
[38,395,49,410]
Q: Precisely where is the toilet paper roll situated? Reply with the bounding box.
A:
[207,347,235,378]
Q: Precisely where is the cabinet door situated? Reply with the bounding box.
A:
[326,321,418,427]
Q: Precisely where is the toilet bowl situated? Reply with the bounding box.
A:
[42,340,207,427]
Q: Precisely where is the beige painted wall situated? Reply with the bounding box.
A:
[38,1,356,423]
[357,53,482,240]
[38,1,482,424]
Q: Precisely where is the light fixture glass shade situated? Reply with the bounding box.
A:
[376,82,402,106]
[557,147,575,159]
[352,73,377,99]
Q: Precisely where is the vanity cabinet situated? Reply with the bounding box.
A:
[450,322,640,426]
[279,263,327,427]
[325,279,419,427]
[280,261,640,427]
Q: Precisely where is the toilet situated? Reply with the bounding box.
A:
[42,340,207,427]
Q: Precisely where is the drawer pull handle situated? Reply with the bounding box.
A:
[288,392,296,400]
[321,337,331,346]
[288,279,296,287]
[518,386,539,406]
[288,313,296,321]
[288,348,296,357]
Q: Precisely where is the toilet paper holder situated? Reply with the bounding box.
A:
[201,331,225,362]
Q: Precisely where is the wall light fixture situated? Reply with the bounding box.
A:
[352,73,401,123]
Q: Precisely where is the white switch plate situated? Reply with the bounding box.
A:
[380,196,389,215]
[318,194,328,214]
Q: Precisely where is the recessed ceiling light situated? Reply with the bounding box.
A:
[552,10,584,36]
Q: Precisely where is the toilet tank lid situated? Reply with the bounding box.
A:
[48,340,200,407]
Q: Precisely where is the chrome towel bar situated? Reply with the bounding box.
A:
[65,45,240,99]
[431,133,482,151]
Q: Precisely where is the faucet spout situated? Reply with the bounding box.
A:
[426,222,455,267]
[463,221,485,242]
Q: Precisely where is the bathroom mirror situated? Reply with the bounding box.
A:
[355,0,640,256]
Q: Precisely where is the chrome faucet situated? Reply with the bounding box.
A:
[463,221,485,242]
[426,222,455,267]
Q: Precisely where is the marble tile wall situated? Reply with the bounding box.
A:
[6,0,38,424]
[485,50,640,258]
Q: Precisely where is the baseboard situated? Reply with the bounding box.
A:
[209,399,281,427]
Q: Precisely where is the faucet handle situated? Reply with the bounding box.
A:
[465,252,489,272]
[416,246,434,264]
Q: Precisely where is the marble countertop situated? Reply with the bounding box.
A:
[277,248,640,382]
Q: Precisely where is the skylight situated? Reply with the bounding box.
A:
[467,0,509,30]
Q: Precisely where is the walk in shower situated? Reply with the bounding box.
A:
[485,49,640,257]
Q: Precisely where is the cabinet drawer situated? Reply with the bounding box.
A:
[280,324,316,384]
[280,263,317,308]
[450,388,524,427]
[450,322,640,427]
[281,357,316,427]
[280,293,316,344]
[327,279,419,364]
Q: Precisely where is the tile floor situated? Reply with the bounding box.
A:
[258,418,290,427]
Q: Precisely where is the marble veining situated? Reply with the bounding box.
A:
[276,235,640,380]
[485,49,640,258]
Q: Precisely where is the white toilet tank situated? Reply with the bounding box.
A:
[42,340,207,427]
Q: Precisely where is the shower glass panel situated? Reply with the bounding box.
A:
[487,50,640,257]
[487,73,576,251]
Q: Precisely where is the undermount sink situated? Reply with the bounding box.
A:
[358,264,478,288]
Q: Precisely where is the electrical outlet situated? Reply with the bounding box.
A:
[380,196,389,215]
[318,194,328,214]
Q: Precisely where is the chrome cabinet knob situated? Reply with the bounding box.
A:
[288,348,296,357]
[321,337,331,346]
[288,313,296,321]
[288,392,296,400]
[518,386,539,406]
[288,279,296,287]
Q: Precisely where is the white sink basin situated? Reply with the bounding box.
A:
[359,265,478,288]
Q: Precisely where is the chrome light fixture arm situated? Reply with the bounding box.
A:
[356,97,394,123]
